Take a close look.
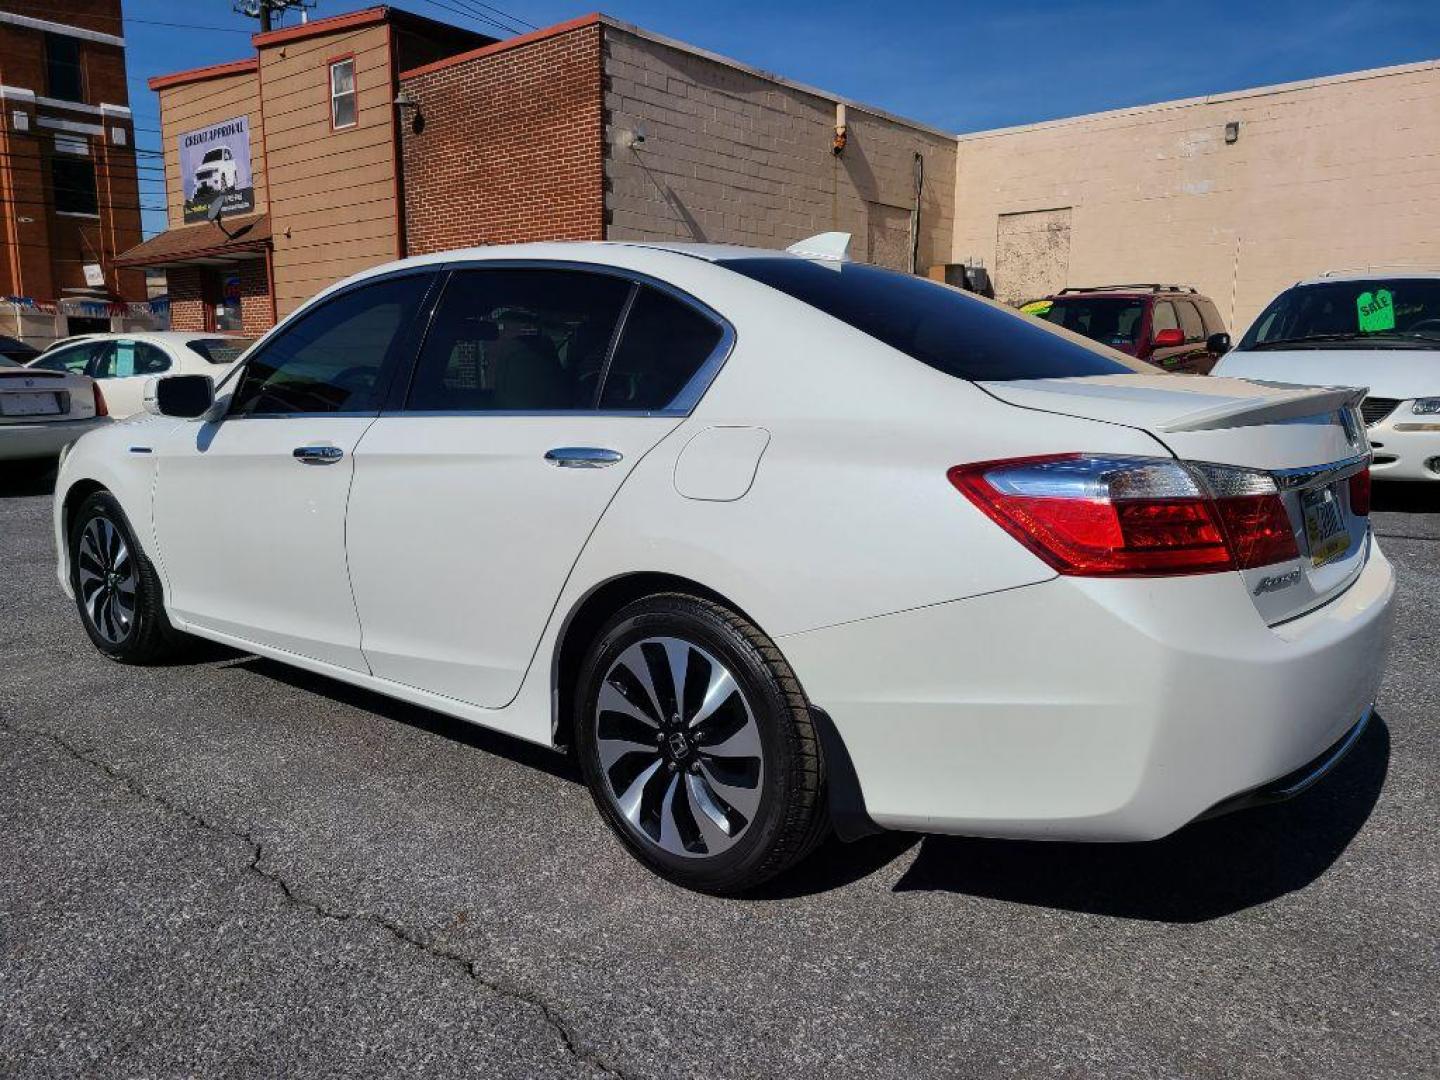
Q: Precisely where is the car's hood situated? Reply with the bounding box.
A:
[1213,347,1440,399]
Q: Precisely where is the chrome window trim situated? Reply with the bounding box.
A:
[389,257,737,419]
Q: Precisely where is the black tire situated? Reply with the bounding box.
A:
[69,491,188,664]
[575,593,828,894]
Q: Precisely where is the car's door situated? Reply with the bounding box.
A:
[346,264,731,708]
[151,271,434,670]
[89,338,172,417]
[1170,300,1212,373]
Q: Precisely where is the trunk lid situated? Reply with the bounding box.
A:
[0,368,91,422]
[979,374,1372,624]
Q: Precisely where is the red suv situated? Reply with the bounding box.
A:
[1022,285,1231,373]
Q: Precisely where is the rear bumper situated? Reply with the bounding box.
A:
[1368,417,1440,480]
[779,541,1395,840]
[0,418,107,461]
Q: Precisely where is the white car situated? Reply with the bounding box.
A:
[51,238,1395,893]
[1214,271,1440,481]
[1,360,107,463]
[30,332,253,419]
[193,146,238,193]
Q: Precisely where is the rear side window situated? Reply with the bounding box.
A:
[230,274,430,416]
[600,287,724,410]
[720,258,1141,381]
[1151,302,1179,334]
[93,340,170,378]
[1034,297,1145,348]
[1197,299,1225,335]
[32,341,108,375]
[1175,300,1205,342]
[407,268,631,411]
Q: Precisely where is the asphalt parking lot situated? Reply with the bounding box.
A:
[2,468,1437,1080]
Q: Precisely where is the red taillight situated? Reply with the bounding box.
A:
[92,382,108,417]
[949,454,1300,577]
[1348,466,1371,516]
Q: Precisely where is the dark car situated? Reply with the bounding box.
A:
[0,335,40,367]
[1021,285,1231,373]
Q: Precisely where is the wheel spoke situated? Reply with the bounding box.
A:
[597,680,659,730]
[657,771,685,854]
[597,732,658,774]
[661,639,690,721]
[615,758,663,826]
[698,759,761,821]
[686,771,735,853]
[698,712,761,759]
[615,643,665,723]
[689,666,739,729]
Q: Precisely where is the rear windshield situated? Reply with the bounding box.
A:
[1028,297,1146,349]
[1239,279,1440,351]
[719,258,1144,381]
[187,338,255,364]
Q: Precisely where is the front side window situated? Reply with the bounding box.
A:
[229,274,430,416]
[1239,279,1440,350]
[51,153,98,216]
[600,287,724,410]
[720,258,1144,381]
[330,58,357,129]
[408,269,631,411]
[1150,302,1179,334]
[31,341,109,375]
[92,341,171,378]
[45,33,84,102]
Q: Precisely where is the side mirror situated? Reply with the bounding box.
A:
[145,373,215,418]
[1152,328,1185,348]
[1206,332,1232,355]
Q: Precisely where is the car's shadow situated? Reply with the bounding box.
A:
[0,461,57,498]
[1372,481,1440,515]
[890,716,1390,921]
[233,656,1389,917]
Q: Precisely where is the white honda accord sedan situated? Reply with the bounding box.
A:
[52,237,1396,892]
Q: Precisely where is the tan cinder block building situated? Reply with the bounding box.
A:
[952,59,1440,332]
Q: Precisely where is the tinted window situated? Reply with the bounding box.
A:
[1034,297,1145,348]
[187,338,255,364]
[408,269,630,411]
[93,341,170,378]
[1175,300,1205,342]
[720,258,1142,381]
[1151,302,1179,333]
[1238,278,1440,350]
[31,341,107,374]
[51,155,98,215]
[601,287,723,410]
[1197,299,1225,336]
[45,33,83,102]
[230,275,430,416]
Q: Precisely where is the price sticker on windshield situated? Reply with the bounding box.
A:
[1356,288,1395,333]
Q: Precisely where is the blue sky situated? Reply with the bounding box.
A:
[123,0,1440,236]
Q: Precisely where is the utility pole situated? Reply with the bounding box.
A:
[233,0,316,33]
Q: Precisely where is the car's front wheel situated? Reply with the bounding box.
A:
[70,491,188,664]
[575,593,828,893]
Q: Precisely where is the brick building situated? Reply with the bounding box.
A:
[124,6,1440,336]
[0,1,144,340]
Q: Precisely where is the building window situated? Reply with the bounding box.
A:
[45,33,85,103]
[330,58,357,129]
[52,154,99,216]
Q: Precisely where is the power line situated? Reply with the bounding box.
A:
[127,17,254,33]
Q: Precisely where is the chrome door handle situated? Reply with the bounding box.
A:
[545,447,623,468]
[293,445,344,465]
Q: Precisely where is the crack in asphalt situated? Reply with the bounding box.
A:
[0,714,636,1080]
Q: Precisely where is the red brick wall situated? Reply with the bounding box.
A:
[399,22,605,254]
[164,261,271,334]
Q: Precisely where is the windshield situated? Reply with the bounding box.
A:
[201,149,225,164]
[187,338,255,364]
[1239,278,1440,350]
[719,258,1145,381]
[1027,297,1146,352]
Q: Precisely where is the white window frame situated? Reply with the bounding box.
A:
[329,58,357,131]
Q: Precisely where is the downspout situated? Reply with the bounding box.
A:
[908,151,923,275]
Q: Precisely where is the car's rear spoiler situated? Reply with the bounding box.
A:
[1155,383,1366,433]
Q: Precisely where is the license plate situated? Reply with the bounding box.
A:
[0,392,61,417]
[1301,484,1349,567]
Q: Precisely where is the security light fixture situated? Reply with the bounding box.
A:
[1225,121,1240,144]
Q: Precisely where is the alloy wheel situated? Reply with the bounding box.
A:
[77,516,135,645]
[594,637,765,859]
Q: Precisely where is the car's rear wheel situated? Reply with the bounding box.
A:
[70,492,188,664]
[575,593,827,893]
